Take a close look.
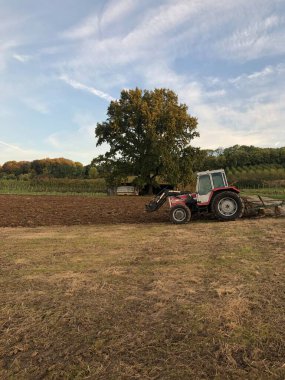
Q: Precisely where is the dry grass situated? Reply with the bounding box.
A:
[1,219,285,379]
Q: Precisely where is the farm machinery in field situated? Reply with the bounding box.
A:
[146,169,285,224]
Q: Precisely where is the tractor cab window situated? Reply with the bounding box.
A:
[212,172,225,189]
[198,175,212,195]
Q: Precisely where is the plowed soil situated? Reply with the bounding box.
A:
[0,195,169,227]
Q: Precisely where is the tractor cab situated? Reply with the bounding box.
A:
[196,169,228,204]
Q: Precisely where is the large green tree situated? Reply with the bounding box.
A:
[95,88,200,192]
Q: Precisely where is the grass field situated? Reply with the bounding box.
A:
[241,188,285,200]
[1,219,285,379]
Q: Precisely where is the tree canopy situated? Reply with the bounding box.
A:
[95,88,200,192]
[199,145,285,171]
[0,158,85,179]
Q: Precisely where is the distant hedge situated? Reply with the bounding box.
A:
[0,178,107,194]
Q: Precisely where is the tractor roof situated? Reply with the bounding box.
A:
[197,169,226,176]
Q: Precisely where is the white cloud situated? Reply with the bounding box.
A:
[101,0,139,27]
[205,90,226,98]
[58,0,285,92]
[59,0,208,78]
[230,63,285,84]
[248,66,274,79]
[0,129,100,165]
[45,112,108,164]
[46,116,96,151]
[0,139,26,153]
[0,145,68,165]
[122,1,200,49]
[13,53,33,63]
[62,0,139,40]
[216,14,285,61]
[59,75,115,102]
[142,62,285,149]
[0,140,55,164]
[1,0,284,165]
[0,40,19,71]
[47,126,94,150]
[62,15,99,40]
[0,10,32,72]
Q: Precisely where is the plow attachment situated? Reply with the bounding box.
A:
[242,196,285,217]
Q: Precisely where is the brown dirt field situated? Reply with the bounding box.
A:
[0,195,169,227]
[1,194,284,228]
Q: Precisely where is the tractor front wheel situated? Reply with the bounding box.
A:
[212,191,243,221]
[170,205,191,224]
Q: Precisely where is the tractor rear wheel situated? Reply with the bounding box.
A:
[212,191,243,221]
[170,205,191,224]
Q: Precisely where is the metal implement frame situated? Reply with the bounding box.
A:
[242,195,285,216]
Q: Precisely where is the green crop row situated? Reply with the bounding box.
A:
[225,165,285,188]
[0,178,107,195]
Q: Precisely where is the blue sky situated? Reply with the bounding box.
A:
[0,0,285,165]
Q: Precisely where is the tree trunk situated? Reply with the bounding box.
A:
[148,184,153,195]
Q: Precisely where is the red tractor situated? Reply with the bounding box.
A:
[146,169,244,224]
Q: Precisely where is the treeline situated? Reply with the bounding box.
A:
[200,145,285,171]
[0,158,96,179]
[196,145,285,188]
[1,146,285,186]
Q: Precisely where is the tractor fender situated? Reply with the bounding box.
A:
[168,197,187,208]
[197,187,240,208]
[208,186,240,205]
[168,194,194,209]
